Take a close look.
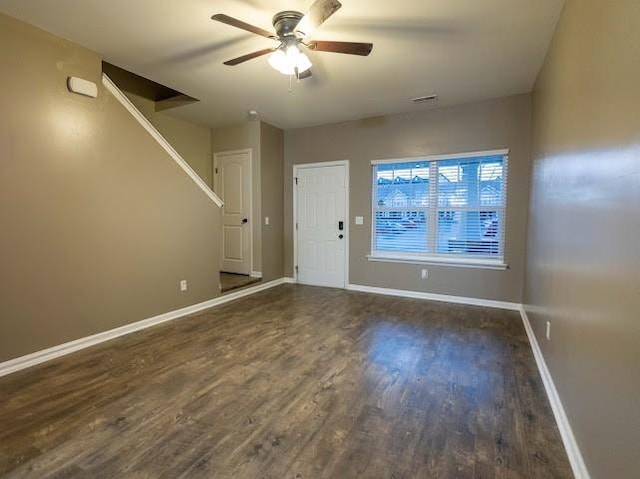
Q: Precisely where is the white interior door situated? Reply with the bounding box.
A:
[217,151,251,274]
[295,164,347,288]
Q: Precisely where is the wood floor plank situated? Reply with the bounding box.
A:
[0,285,572,478]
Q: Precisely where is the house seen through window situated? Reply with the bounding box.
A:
[371,151,508,265]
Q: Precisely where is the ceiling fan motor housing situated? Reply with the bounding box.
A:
[272,11,304,38]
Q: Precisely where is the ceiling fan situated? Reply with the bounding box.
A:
[212,0,373,80]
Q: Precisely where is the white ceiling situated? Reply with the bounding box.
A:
[0,0,564,129]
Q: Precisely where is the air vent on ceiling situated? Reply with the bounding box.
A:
[411,94,438,104]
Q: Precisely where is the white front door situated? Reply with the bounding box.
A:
[295,163,347,288]
[217,151,251,274]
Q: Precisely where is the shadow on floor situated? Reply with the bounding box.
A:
[220,272,261,293]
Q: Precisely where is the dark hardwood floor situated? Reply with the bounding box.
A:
[220,272,261,293]
[0,285,572,478]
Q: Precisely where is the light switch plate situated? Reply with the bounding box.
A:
[355,216,364,225]
[265,216,270,225]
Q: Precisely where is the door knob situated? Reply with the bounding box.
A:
[242,218,248,224]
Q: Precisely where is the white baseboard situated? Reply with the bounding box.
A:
[0,278,288,378]
[283,277,296,284]
[519,306,590,479]
[346,283,520,311]
[250,271,262,278]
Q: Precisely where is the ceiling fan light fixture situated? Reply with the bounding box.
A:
[268,45,312,75]
[213,0,372,79]
[268,48,287,73]
[293,51,312,74]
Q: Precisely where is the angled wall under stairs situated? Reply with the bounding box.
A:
[103,62,214,188]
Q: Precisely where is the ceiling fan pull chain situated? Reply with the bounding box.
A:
[289,73,293,93]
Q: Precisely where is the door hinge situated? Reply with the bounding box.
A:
[295,222,298,230]
[295,177,298,185]
[295,265,299,273]
[215,167,218,174]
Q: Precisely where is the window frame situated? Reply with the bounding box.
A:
[369,149,509,270]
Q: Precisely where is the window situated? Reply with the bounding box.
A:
[370,150,508,268]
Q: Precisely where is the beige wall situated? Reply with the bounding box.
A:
[211,121,262,275]
[125,92,213,188]
[260,122,285,282]
[524,1,640,477]
[0,14,221,362]
[285,94,532,302]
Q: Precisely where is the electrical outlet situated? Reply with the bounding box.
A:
[265,216,270,225]
[421,269,429,280]
[355,216,364,225]
[546,321,551,340]
[180,280,188,292]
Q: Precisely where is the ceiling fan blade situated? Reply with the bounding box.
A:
[212,14,275,39]
[296,0,342,37]
[308,41,373,56]
[223,48,275,66]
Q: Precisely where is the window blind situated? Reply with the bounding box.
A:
[372,152,508,261]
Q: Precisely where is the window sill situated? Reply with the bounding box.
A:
[367,254,509,270]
